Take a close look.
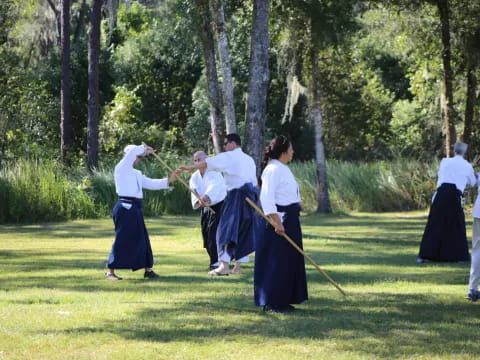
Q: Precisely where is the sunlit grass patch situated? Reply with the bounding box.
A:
[1,213,479,359]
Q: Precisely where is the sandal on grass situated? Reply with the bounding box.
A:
[208,269,230,276]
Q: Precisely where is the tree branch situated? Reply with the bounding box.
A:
[46,0,59,16]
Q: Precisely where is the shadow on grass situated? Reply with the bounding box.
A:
[0,216,198,240]
[38,292,480,358]
[3,212,479,359]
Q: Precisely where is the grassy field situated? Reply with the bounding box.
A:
[1,212,479,360]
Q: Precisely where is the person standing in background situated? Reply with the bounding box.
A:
[417,142,476,263]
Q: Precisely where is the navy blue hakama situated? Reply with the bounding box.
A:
[254,203,308,307]
[418,183,470,262]
[216,183,261,260]
[107,198,154,271]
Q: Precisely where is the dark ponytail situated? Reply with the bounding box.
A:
[258,135,291,187]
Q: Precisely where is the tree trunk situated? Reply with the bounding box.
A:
[61,0,72,166]
[46,0,61,46]
[212,0,236,134]
[73,0,88,43]
[437,0,457,157]
[195,0,224,154]
[106,0,119,46]
[462,60,476,152]
[244,0,269,171]
[87,0,102,170]
[310,33,332,213]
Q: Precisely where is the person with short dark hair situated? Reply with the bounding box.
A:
[180,133,259,276]
[254,135,308,313]
[105,144,180,280]
[189,150,227,270]
[417,142,476,263]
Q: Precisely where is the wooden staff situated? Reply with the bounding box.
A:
[246,197,346,297]
[142,142,215,213]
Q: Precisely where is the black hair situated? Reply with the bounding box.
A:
[259,135,291,187]
[225,133,241,146]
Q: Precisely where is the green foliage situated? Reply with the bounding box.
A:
[390,99,441,157]
[0,67,59,163]
[1,0,480,168]
[111,0,202,149]
[184,74,213,154]
[100,86,188,156]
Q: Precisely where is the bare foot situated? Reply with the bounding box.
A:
[231,266,243,275]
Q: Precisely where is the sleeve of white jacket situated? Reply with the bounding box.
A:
[205,152,230,172]
[141,175,169,190]
[116,145,145,172]
[204,172,227,205]
[260,167,279,216]
[437,158,446,179]
[189,174,201,210]
[467,164,476,187]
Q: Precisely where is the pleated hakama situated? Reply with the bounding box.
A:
[419,183,470,262]
[254,203,308,307]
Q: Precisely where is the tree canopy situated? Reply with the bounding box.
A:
[0,0,479,164]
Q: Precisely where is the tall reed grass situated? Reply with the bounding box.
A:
[0,159,96,223]
[290,159,439,213]
[0,157,443,223]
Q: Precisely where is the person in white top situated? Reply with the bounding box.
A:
[418,142,476,263]
[254,135,308,313]
[180,133,260,276]
[105,144,180,280]
[467,174,480,302]
[189,150,227,270]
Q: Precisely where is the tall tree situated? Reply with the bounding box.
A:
[73,0,88,43]
[458,2,480,153]
[46,0,61,45]
[195,0,224,154]
[244,0,269,170]
[60,0,72,165]
[309,39,332,213]
[274,0,358,212]
[87,0,102,169]
[212,0,237,134]
[435,0,456,157]
[462,35,478,150]
[106,0,119,46]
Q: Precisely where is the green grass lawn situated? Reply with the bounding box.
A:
[1,212,479,360]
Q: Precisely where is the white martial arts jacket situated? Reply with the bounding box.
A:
[114,145,169,199]
[437,155,476,193]
[189,170,227,209]
[205,148,257,190]
[260,159,301,216]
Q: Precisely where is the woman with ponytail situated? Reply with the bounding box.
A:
[254,135,308,313]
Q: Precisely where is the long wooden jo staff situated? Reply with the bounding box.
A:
[142,142,215,213]
[245,197,346,297]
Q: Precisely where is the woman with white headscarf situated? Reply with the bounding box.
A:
[105,144,179,280]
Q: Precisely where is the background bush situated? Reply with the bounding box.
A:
[0,157,452,223]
